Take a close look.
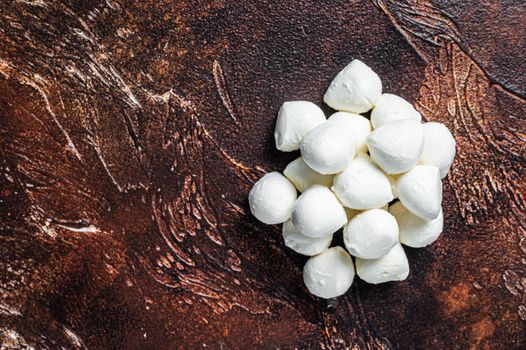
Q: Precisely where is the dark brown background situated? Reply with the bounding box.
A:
[0,0,525,349]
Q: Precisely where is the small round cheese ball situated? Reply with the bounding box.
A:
[355,243,409,284]
[300,121,356,175]
[323,59,382,114]
[328,112,371,153]
[420,122,456,178]
[283,157,333,193]
[366,119,424,174]
[249,172,297,224]
[303,246,355,299]
[397,165,442,220]
[389,202,443,248]
[282,220,333,256]
[291,185,347,238]
[343,209,399,260]
[332,154,394,210]
[274,101,326,152]
[370,93,422,129]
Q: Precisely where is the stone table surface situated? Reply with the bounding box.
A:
[0,1,525,349]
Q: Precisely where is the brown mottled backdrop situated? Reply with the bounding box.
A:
[0,0,525,349]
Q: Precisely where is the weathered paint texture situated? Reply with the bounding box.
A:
[0,1,524,349]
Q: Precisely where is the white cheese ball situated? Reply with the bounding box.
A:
[274,101,326,152]
[332,154,393,210]
[303,246,355,299]
[397,165,442,220]
[323,59,382,114]
[355,243,409,284]
[389,202,443,248]
[282,220,333,256]
[370,93,422,129]
[343,209,399,260]
[291,185,347,238]
[283,157,333,193]
[420,122,456,178]
[249,172,297,224]
[328,112,371,153]
[366,119,424,174]
[300,121,356,175]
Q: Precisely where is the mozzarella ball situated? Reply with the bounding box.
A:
[366,119,424,174]
[332,154,393,209]
[249,172,297,224]
[274,101,326,151]
[291,185,347,238]
[323,59,382,113]
[328,112,371,153]
[303,246,355,298]
[397,165,442,220]
[420,122,456,178]
[355,244,409,284]
[370,93,421,129]
[300,121,356,175]
[282,220,333,256]
[283,157,333,193]
[389,202,443,248]
[343,209,399,259]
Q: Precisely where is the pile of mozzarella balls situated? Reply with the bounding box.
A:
[249,59,456,299]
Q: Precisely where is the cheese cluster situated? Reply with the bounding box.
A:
[249,59,456,299]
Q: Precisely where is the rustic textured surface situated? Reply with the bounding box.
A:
[0,0,525,349]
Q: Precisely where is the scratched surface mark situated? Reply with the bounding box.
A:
[0,1,525,349]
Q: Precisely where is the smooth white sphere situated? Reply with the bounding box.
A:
[355,244,410,284]
[249,172,297,224]
[343,209,399,260]
[291,185,347,238]
[274,101,326,152]
[389,201,443,248]
[303,246,355,298]
[420,122,456,178]
[370,93,421,129]
[328,112,371,153]
[366,119,424,174]
[332,154,394,210]
[282,220,333,256]
[283,157,333,193]
[397,165,442,220]
[300,121,356,175]
[323,59,382,114]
